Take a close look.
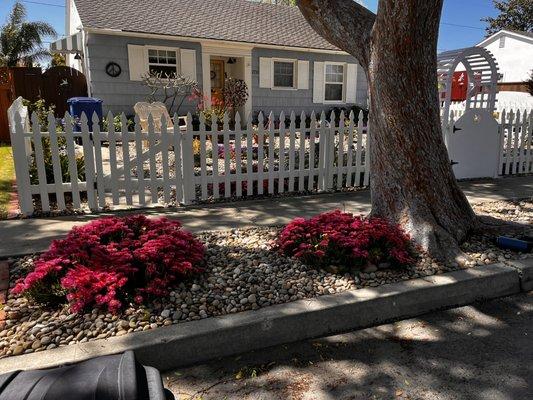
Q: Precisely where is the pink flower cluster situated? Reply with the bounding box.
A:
[13,215,205,313]
[277,210,413,270]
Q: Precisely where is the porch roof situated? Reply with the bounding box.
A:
[73,0,341,51]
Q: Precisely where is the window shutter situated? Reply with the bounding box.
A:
[346,63,358,103]
[297,60,309,90]
[313,62,325,103]
[259,57,272,88]
[127,44,147,81]
[180,49,197,81]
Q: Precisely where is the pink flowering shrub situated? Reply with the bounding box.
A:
[13,215,205,313]
[277,210,414,271]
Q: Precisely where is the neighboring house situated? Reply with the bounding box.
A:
[51,0,369,119]
[477,30,533,93]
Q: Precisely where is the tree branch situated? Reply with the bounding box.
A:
[296,0,375,67]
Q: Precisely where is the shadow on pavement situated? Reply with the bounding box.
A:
[164,293,533,400]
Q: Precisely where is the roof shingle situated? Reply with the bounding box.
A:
[74,0,340,51]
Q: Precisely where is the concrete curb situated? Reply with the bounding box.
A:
[507,259,533,291]
[0,263,526,374]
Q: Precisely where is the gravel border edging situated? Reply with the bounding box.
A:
[0,262,524,374]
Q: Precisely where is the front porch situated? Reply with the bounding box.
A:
[201,43,253,119]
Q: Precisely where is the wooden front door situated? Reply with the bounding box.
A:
[210,59,225,105]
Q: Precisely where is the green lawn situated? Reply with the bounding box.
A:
[0,144,15,219]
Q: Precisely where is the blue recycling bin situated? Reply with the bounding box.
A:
[67,97,103,132]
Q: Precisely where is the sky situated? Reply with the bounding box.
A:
[0,0,499,52]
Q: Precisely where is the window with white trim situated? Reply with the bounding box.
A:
[148,48,178,76]
[325,63,345,102]
[273,60,296,88]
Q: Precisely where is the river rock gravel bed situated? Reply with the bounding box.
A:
[1,201,533,359]
[472,199,533,224]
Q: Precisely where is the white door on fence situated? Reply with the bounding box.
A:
[444,109,500,179]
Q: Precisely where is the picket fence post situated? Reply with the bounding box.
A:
[222,113,231,198]
[133,114,146,206]
[64,113,81,208]
[245,112,254,197]
[324,111,336,191]
[346,111,355,187]
[257,112,265,195]
[497,110,507,177]
[234,112,243,198]
[94,113,107,208]
[181,113,195,204]
[308,111,317,191]
[526,111,533,174]
[160,114,171,204]
[31,112,50,212]
[211,113,220,199]
[288,111,296,192]
[146,114,159,203]
[172,113,184,204]
[47,112,66,210]
[317,111,327,191]
[8,109,33,215]
[82,113,98,210]
[278,111,286,194]
[362,114,370,187]
[267,111,275,194]
[121,113,134,206]
[198,112,207,200]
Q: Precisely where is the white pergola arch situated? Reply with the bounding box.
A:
[438,46,499,125]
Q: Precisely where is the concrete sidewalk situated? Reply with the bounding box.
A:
[0,175,532,258]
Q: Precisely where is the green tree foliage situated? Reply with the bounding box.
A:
[50,52,66,67]
[483,0,533,36]
[0,1,57,67]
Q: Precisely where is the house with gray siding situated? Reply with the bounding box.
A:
[52,0,369,119]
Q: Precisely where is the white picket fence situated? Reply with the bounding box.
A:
[498,109,533,176]
[8,106,370,215]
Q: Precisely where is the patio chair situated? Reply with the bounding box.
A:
[134,102,189,148]
[134,102,188,132]
[134,102,173,132]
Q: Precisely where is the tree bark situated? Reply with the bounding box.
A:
[297,0,478,262]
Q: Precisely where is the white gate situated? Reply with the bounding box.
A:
[445,109,500,179]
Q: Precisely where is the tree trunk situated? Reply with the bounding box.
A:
[297,0,478,262]
[368,0,477,261]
